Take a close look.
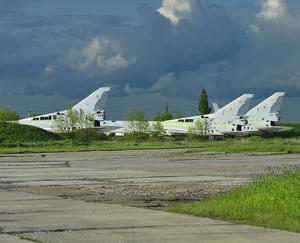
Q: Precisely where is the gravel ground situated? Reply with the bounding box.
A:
[5,150,300,208]
[20,182,244,208]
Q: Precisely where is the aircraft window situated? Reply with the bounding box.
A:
[185,119,193,122]
[204,116,208,118]
[178,119,184,122]
[32,117,39,120]
[112,120,116,122]
[201,116,204,118]
[49,116,52,120]
[232,128,234,131]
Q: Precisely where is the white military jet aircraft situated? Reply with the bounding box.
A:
[98,94,254,137]
[212,92,286,133]
[160,94,254,137]
[18,87,110,132]
[242,92,285,132]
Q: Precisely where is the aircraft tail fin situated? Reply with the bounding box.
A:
[212,103,219,112]
[213,94,254,123]
[72,87,110,113]
[246,92,285,121]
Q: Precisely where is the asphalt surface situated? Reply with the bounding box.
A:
[0,150,300,242]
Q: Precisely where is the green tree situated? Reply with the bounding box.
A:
[52,108,94,133]
[152,112,173,121]
[194,119,211,136]
[124,107,149,134]
[152,121,165,138]
[198,89,211,115]
[29,113,42,117]
[173,110,182,119]
[187,119,211,141]
[0,107,20,121]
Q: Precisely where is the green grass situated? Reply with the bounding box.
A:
[1,121,300,154]
[0,122,61,143]
[0,139,204,154]
[188,136,300,154]
[170,169,300,233]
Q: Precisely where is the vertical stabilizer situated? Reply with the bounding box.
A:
[212,103,219,112]
[213,94,254,123]
[246,92,285,121]
[72,87,110,112]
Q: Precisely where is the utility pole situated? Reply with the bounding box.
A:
[166,102,168,114]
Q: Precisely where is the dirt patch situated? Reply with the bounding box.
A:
[18,183,240,208]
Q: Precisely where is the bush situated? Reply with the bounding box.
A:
[0,122,61,143]
[0,107,20,121]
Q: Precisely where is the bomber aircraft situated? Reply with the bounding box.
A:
[18,87,110,132]
[241,92,285,133]
[159,94,254,137]
[98,94,255,137]
[212,92,286,133]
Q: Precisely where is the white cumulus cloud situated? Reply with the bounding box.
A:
[157,0,197,25]
[257,0,287,21]
[69,38,136,72]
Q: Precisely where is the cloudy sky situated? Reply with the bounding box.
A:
[1,0,300,121]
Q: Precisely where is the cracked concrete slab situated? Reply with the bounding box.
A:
[0,150,300,242]
[0,235,32,243]
[0,189,299,243]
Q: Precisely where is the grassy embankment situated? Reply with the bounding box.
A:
[1,122,300,153]
[0,122,202,153]
[170,168,300,233]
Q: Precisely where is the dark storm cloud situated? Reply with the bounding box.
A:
[56,1,244,98]
[0,0,38,13]
[2,0,300,106]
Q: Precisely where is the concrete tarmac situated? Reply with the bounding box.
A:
[1,189,300,243]
[0,150,300,242]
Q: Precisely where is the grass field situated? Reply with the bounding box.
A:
[169,169,300,233]
[0,121,300,154]
[188,136,300,154]
[0,139,204,153]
